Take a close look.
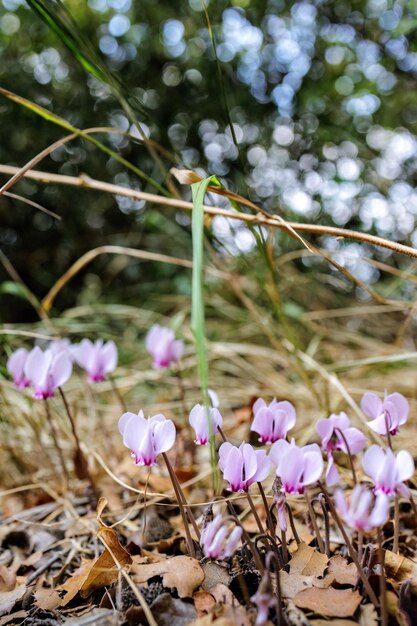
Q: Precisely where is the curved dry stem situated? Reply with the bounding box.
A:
[1,164,416,259]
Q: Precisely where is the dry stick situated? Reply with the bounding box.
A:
[162,452,196,557]
[58,388,99,498]
[3,164,417,260]
[246,491,265,535]
[43,399,69,485]
[393,495,400,554]
[334,427,357,485]
[265,552,286,626]
[257,482,275,535]
[304,490,325,553]
[316,494,331,557]
[318,482,380,608]
[110,378,127,413]
[285,502,301,544]
[378,529,388,626]
[225,515,264,574]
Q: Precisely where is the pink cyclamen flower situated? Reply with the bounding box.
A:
[189,404,223,445]
[334,485,389,532]
[24,346,72,399]
[219,442,271,493]
[316,412,367,486]
[251,397,296,444]
[269,439,323,495]
[48,338,73,358]
[7,348,30,389]
[362,445,414,498]
[72,339,117,382]
[200,514,242,559]
[361,391,409,436]
[119,410,176,467]
[145,324,184,369]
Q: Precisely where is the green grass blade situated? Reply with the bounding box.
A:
[0,88,169,197]
[191,176,222,491]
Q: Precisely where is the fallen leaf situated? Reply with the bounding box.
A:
[289,542,329,577]
[294,587,362,617]
[209,584,252,626]
[0,568,16,593]
[132,555,204,598]
[193,590,216,616]
[80,527,132,597]
[327,555,358,586]
[310,620,357,626]
[201,561,230,591]
[384,551,417,586]
[0,584,26,617]
[280,571,331,599]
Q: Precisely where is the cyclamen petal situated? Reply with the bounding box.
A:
[361,391,409,436]
[335,485,389,532]
[251,397,296,444]
[219,442,271,492]
[200,514,242,560]
[189,404,223,445]
[7,348,30,388]
[270,439,323,495]
[362,445,414,497]
[72,339,117,382]
[24,347,72,399]
[145,324,184,369]
[119,410,176,466]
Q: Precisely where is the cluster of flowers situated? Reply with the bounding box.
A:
[6,324,183,400]
[7,339,118,398]
[118,390,415,558]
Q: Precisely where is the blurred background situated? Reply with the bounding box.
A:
[1,0,417,323]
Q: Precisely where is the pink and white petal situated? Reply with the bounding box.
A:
[341,427,367,455]
[207,525,228,558]
[367,415,389,435]
[149,413,168,425]
[325,453,340,487]
[280,446,304,488]
[253,450,271,483]
[395,450,415,483]
[251,407,271,436]
[102,341,118,374]
[123,415,147,453]
[276,401,296,428]
[241,443,258,482]
[51,352,72,388]
[362,445,386,482]
[145,325,161,352]
[385,393,409,424]
[334,489,348,516]
[316,418,334,449]
[369,493,389,528]
[361,392,382,418]
[211,408,223,430]
[7,348,28,381]
[253,398,266,414]
[24,347,51,388]
[118,411,139,436]
[72,339,93,369]
[218,442,234,471]
[397,482,411,499]
[268,438,290,470]
[153,419,176,454]
[224,526,242,557]
[331,412,351,430]
[189,404,204,428]
[172,339,184,361]
[222,446,244,491]
[302,450,324,486]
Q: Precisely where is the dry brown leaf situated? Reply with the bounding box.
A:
[289,542,329,577]
[310,620,357,626]
[0,568,16,593]
[327,555,358,586]
[280,570,332,599]
[132,555,204,598]
[193,590,216,616]
[201,561,230,591]
[210,584,252,626]
[384,550,417,586]
[79,527,132,597]
[0,584,26,617]
[294,587,362,618]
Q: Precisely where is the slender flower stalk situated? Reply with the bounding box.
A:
[43,398,69,484]
[319,482,380,608]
